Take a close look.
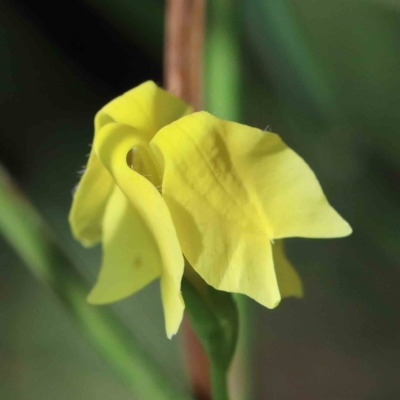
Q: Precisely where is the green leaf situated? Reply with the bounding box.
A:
[181,277,239,400]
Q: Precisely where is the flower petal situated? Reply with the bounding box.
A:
[151,112,350,306]
[69,81,190,248]
[171,195,281,309]
[151,113,280,308]
[153,111,351,238]
[242,131,352,240]
[96,81,191,143]
[69,152,114,247]
[273,240,303,299]
[95,122,184,338]
[88,184,161,304]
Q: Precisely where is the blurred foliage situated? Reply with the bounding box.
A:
[0,167,191,400]
[1,0,400,399]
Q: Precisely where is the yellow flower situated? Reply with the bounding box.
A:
[69,81,351,338]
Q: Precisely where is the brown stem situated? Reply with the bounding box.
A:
[164,0,205,111]
[182,317,211,400]
[164,1,209,399]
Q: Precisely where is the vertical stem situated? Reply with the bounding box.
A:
[211,366,229,400]
[164,0,205,111]
[182,319,211,400]
[164,1,209,399]
[205,0,241,121]
[205,1,253,400]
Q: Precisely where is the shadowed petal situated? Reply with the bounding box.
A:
[88,185,161,304]
[69,152,114,247]
[273,240,303,299]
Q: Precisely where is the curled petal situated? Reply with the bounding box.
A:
[95,81,192,142]
[94,122,184,338]
[70,81,189,247]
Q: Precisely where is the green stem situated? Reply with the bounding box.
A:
[0,166,191,400]
[211,366,229,400]
[206,1,254,400]
[205,0,241,121]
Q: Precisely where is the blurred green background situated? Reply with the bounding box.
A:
[1,0,400,399]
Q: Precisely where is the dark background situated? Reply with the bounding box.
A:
[1,0,400,399]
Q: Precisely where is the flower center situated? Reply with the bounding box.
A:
[126,146,163,191]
